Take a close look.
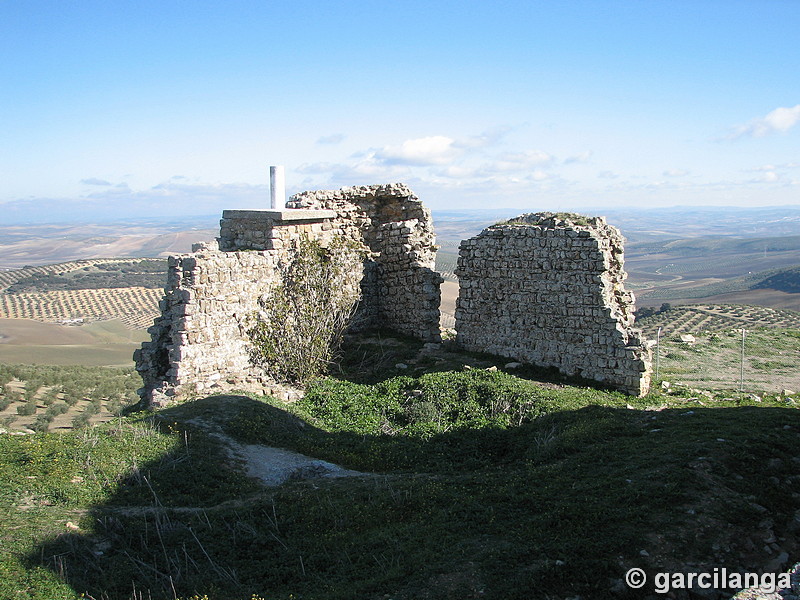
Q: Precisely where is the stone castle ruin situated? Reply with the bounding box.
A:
[134,184,442,405]
[135,184,651,404]
[455,213,650,395]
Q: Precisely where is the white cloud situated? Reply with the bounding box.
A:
[753,161,800,171]
[294,157,410,188]
[746,163,800,181]
[492,150,553,170]
[427,150,554,181]
[434,165,480,179]
[597,171,619,179]
[296,162,338,174]
[762,105,800,133]
[663,169,689,177]
[374,136,459,166]
[452,126,513,149]
[729,104,800,139]
[372,128,514,167]
[293,128,559,193]
[750,171,780,183]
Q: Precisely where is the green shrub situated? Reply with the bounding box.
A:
[16,400,37,416]
[63,394,80,407]
[45,401,69,418]
[298,370,553,439]
[31,413,53,432]
[71,412,92,429]
[5,389,23,403]
[23,381,41,402]
[248,236,365,384]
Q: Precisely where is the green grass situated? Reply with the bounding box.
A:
[0,364,143,433]
[0,343,144,367]
[648,327,800,392]
[0,347,798,599]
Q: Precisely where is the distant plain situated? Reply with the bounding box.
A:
[0,318,148,366]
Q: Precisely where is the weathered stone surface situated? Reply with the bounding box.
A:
[135,184,442,406]
[454,212,651,396]
[286,183,442,341]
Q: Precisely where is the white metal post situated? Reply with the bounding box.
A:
[656,326,662,381]
[270,165,285,209]
[739,328,746,396]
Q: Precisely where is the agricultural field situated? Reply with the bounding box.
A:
[625,237,800,310]
[634,265,800,302]
[635,303,800,339]
[0,363,141,433]
[0,288,162,329]
[2,258,166,293]
[0,259,164,329]
[0,218,217,269]
[0,319,149,366]
[637,304,800,393]
[439,280,458,329]
[435,251,460,328]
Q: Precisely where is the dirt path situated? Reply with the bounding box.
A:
[186,417,366,487]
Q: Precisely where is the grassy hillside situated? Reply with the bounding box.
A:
[0,337,798,599]
[0,364,141,432]
[1,377,797,599]
[637,265,800,302]
[636,303,800,338]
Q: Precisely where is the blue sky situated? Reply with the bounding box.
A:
[1,0,799,222]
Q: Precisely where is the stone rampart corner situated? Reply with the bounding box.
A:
[454,212,651,396]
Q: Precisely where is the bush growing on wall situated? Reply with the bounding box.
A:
[247,235,364,385]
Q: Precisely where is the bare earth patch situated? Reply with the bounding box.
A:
[186,417,367,487]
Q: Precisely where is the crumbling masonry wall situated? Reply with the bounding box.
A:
[286,185,442,339]
[135,184,441,405]
[455,213,651,395]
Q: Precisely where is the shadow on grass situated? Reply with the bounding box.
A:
[26,391,800,600]
[333,330,609,392]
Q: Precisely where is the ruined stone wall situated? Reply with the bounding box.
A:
[287,184,442,341]
[135,241,308,405]
[455,213,651,396]
[135,184,441,405]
